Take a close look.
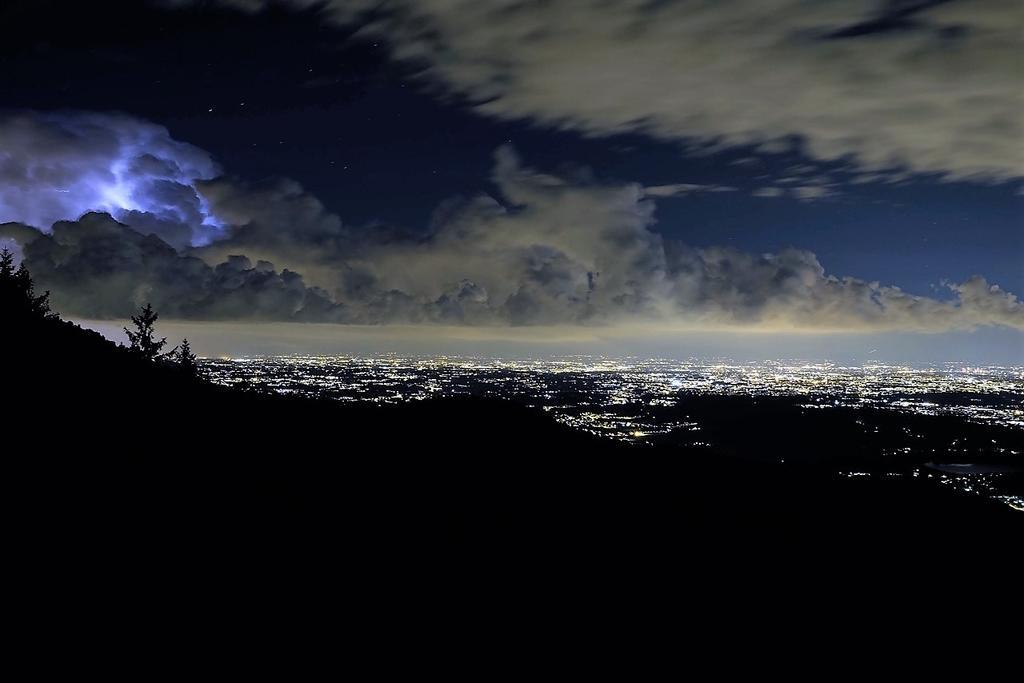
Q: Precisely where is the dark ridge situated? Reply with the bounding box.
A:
[2,252,1021,632]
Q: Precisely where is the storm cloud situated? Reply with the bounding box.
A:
[1,110,1021,331]
[1,212,343,321]
[0,110,224,249]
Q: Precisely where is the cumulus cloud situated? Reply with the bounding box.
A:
[213,0,1023,182]
[1,110,1020,331]
[0,212,343,321]
[194,146,1024,331]
[664,244,1023,331]
[0,110,224,249]
[193,175,355,275]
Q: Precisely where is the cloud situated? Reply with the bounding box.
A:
[192,175,355,275]
[663,244,1024,332]
[791,185,835,201]
[1,212,344,321]
[214,0,1023,182]
[643,184,736,198]
[192,145,1022,331]
[0,110,224,249]
[1,111,1020,331]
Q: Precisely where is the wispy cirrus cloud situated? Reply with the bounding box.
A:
[199,0,1023,183]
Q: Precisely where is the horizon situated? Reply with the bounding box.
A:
[4,0,1024,629]
[78,318,1024,366]
[0,0,1021,363]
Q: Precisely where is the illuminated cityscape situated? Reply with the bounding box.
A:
[202,356,1024,511]
[199,356,1024,509]
[203,356,1023,433]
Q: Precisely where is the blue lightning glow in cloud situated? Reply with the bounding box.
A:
[0,110,225,249]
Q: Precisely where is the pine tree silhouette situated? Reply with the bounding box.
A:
[15,262,54,318]
[124,303,168,361]
[0,247,13,278]
[0,247,55,319]
[178,338,199,377]
[0,247,15,314]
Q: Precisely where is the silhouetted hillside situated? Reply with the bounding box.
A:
[3,255,1021,629]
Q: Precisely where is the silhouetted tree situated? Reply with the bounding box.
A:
[178,338,199,377]
[0,247,14,313]
[0,247,55,319]
[15,262,53,318]
[0,247,13,278]
[124,303,167,361]
[0,247,14,306]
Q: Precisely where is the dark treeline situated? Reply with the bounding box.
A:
[2,250,1021,632]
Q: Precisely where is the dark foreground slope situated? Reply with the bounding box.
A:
[4,308,1023,652]
[5,311,1020,543]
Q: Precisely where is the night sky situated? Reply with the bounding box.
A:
[1,0,1021,360]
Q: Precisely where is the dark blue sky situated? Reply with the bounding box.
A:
[3,0,1019,299]
[176,89,1023,296]
[1,0,1021,356]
